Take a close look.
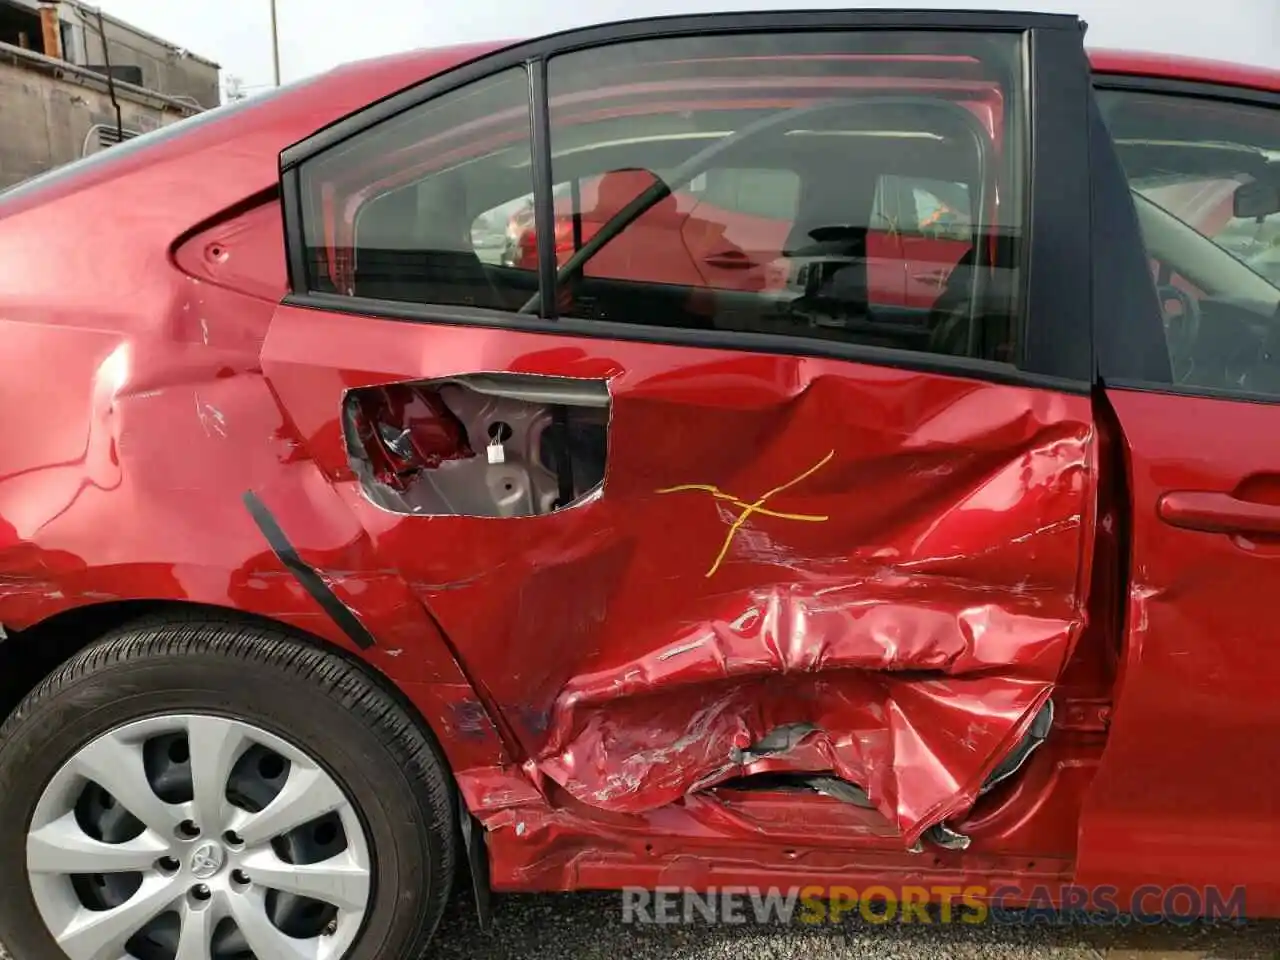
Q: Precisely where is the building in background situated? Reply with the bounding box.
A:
[0,0,220,189]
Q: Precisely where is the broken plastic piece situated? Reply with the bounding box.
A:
[728,722,820,765]
[981,700,1054,795]
[806,775,874,808]
[925,822,971,851]
[348,382,474,490]
[713,771,875,809]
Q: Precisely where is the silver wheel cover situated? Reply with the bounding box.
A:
[26,715,372,960]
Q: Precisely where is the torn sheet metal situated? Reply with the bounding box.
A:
[345,374,609,517]
[260,306,1096,846]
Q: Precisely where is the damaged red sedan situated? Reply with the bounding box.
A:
[1,9,1279,959]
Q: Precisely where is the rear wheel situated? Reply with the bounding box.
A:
[0,617,457,960]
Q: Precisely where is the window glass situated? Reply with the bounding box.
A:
[872,176,972,239]
[913,179,973,240]
[864,175,975,308]
[482,169,803,274]
[545,31,1024,361]
[1099,90,1280,394]
[691,168,802,220]
[298,67,535,310]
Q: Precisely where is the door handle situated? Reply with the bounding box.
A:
[910,268,951,285]
[704,251,757,270]
[1157,490,1280,535]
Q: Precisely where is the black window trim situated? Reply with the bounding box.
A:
[278,10,1095,393]
[1022,25,1093,382]
[1091,72,1280,111]
[1091,73,1280,405]
[280,10,1083,171]
[528,58,560,320]
[292,288,1089,394]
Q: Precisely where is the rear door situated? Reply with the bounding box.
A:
[260,12,1099,848]
[1078,76,1280,910]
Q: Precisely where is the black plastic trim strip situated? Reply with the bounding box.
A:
[1086,95,1171,385]
[460,812,493,930]
[242,491,378,650]
[1020,25,1093,383]
[1102,378,1280,407]
[280,10,1081,170]
[280,166,307,295]
[527,58,558,319]
[283,290,1090,395]
[1092,73,1280,110]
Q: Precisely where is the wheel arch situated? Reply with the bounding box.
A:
[0,599,456,773]
[0,603,471,956]
[0,597,497,925]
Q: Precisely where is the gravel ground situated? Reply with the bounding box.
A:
[427,894,1280,959]
[6,892,1280,959]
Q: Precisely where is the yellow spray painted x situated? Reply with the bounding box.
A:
[656,450,836,578]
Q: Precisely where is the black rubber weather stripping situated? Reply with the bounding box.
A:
[528,58,559,319]
[242,491,377,650]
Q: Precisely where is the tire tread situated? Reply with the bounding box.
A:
[0,611,457,958]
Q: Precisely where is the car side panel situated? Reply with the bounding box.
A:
[1077,388,1280,914]
[0,185,515,790]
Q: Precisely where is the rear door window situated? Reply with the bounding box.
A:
[543,31,1020,361]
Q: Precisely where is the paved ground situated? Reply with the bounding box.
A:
[7,892,1280,958]
[426,894,1280,959]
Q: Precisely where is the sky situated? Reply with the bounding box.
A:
[96,0,1280,99]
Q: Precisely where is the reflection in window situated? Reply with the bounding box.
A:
[299,68,536,310]
[544,31,1025,362]
[1100,89,1280,396]
[1102,91,1280,289]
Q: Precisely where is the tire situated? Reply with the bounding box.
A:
[0,615,457,960]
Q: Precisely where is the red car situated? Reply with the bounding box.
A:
[1,10,1279,959]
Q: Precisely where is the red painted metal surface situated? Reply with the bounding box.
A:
[1077,388,1280,915]
[0,30,1275,905]
[1089,48,1280,92]
[259,305,1097,848]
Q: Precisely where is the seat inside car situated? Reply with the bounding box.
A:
[355,175,500,309]
[781,149,881,319]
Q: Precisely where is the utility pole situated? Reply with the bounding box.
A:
[269,0,281,86]
[95,5,123,144]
